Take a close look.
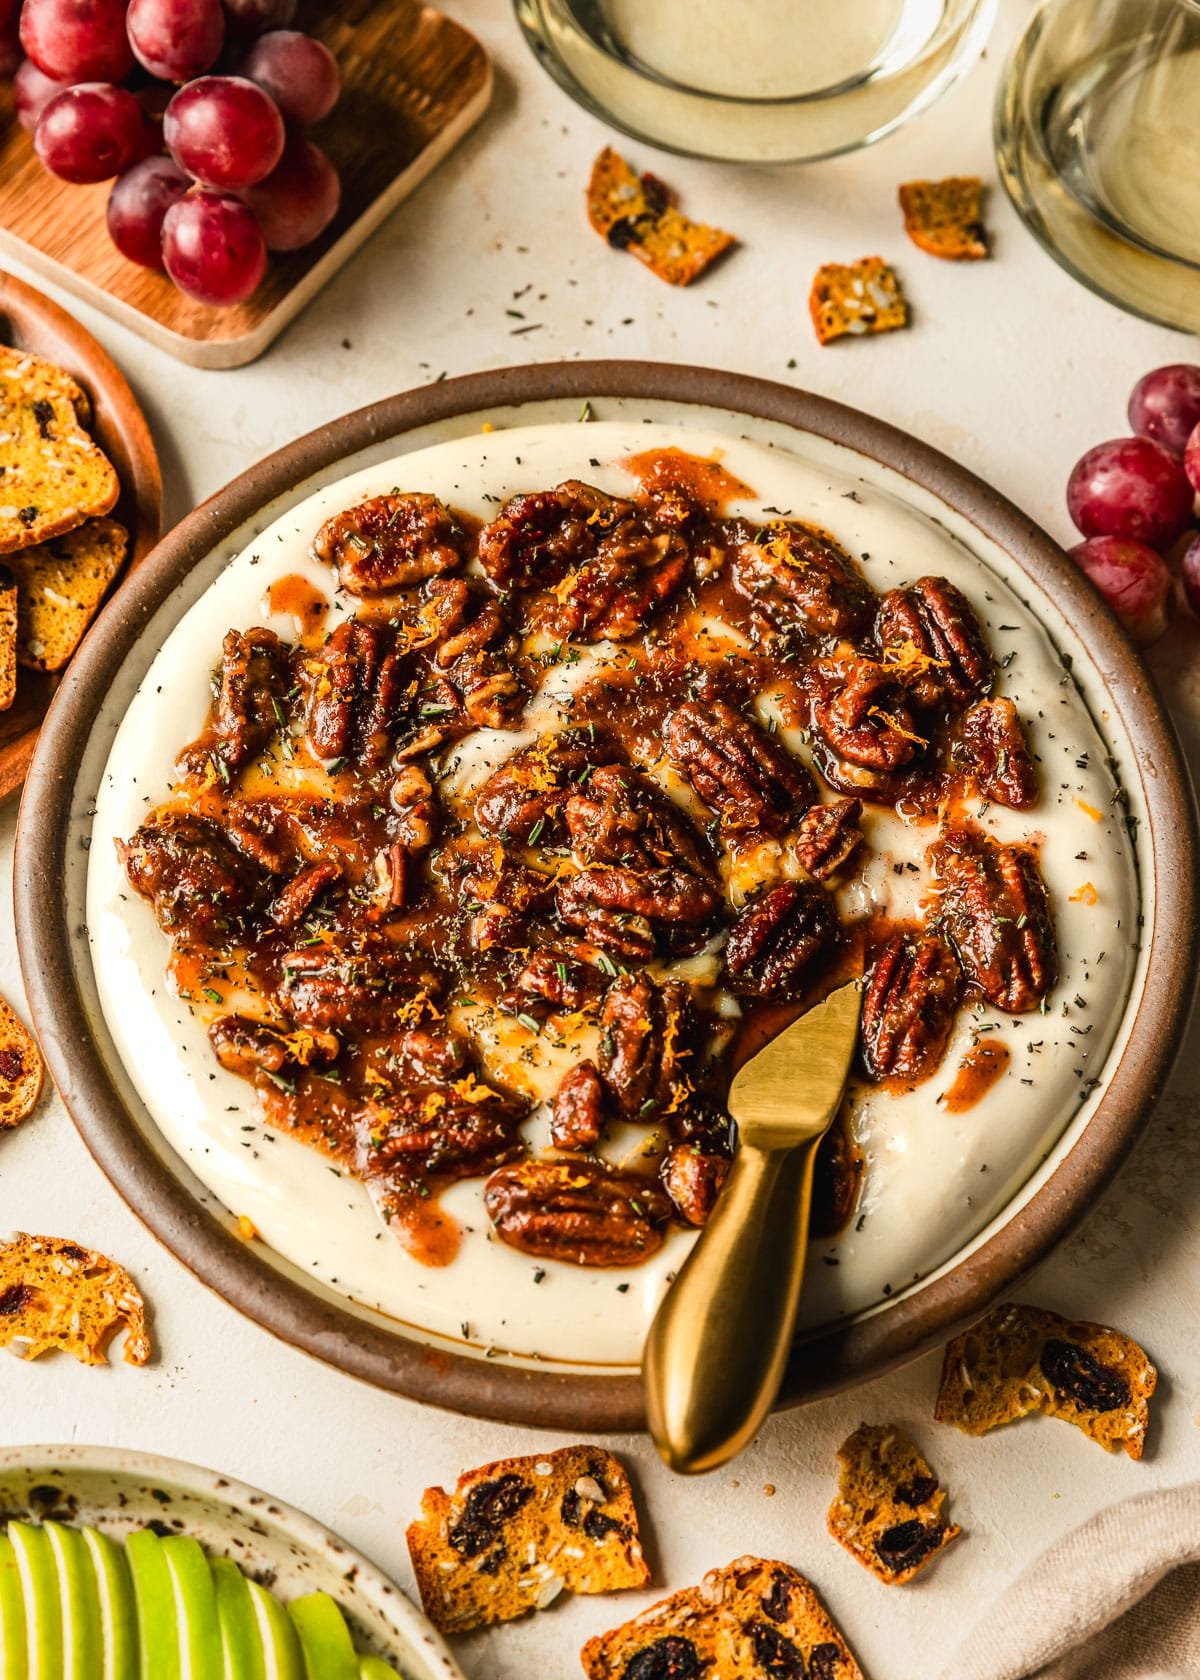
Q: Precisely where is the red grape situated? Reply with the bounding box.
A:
[162,190,267,305]
[107,154,191,268]
[14,57,75,133]
[1128,364,1200,458]
[1185,423,1200,497]
[238,133,339,250]
[35,83,152,184]
[0,16,21,76]
[1068,536,1172,647]
[1066,436,1193,550]
[127,0,224,82]
[20,0,134,82]
[237,30,340,126]
[1181,534,1200,619]
[221,0,296,41]
[164,76,284,190]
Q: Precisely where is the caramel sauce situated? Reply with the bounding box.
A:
[620,445,757,511]
[266,573,329,643]
[941,1039,1010,1113]
[385,1192,461,1267]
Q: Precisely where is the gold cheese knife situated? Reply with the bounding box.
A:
[643,979,862,1474]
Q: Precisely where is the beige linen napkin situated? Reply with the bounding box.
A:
[937,1483,1200,1680]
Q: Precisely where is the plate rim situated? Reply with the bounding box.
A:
[14,359,1199,1429]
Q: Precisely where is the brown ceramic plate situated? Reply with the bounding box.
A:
[0,268,162,802]
[15,362,1198,1430]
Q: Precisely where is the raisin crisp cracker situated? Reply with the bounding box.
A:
[587,147,735,287]
[0,377,118,555]
[809,256,908,346]
[7,516,129,671]
[899,177,989,261]
[935,1303,1156,1459]
[0,564,15,712]
[828,1423,961,1585]
[0,994,43,1127]
[0,1233,151,1365]
[581,1556,863,1680]
[407,1445,648,1634]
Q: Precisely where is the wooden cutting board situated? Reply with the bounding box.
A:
[0,0,491,369]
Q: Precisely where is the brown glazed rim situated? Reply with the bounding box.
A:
[16,361,1199,1433]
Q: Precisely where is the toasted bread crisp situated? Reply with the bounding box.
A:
[0,1233,151,1365]
[935,1303,1156,1459]
[0,375,118,555]
[0,994,43,1128]
[407,1445,648,1634]
[587,146,735,286]
[0,564,14,712]
[899,177,989,261]
[581,1556,863,1680]
[809,256,908,345]
[0,344,92,427]
[7,516,128,671]
[829,1423,961,1585]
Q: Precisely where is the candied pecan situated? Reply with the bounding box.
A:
[861,933,961,1083]
[208,1014,339,1080]
[117,813,265,945]
[474,731,609,842]
[313,492,465,594]
[660,1144,728,1226]
[211,627,287,771]
[389,763,438,853]
[355,1084,527,1191]
[366,842,409,916]
[732,522,874,639]
[663,699,814,833]
[557,866,716,955]
[428,577,526,726]
[876,575,992,711]
[278,939,444,1033]
[564,764,716,884]
[794,797,863,880]
[929,826,1057,1012]
[874,1521,948,1576]
[810,1117,863,1239]
[811,658,924,771]
[553,881,655,960]
[953,697,1037,808]
[1038,1338,1130,1413]
[477,482,624,586]
[448,1474,533,1557]
[484,1159,671,1266]
[547,525,688,642]
[457,846,555,917]
[392,1027,467,1081]
[305,619,408,768]
[598,976,695,1119]
[503,948,600,1016]
[724,881,838,997]
[621,1640,702,1680]
[549,1061,607,1151]
[223,801,292,874]
[269,859,341,929]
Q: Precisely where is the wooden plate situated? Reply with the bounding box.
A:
[0,268,162,803]
[14,362,1199,1429]
[0,0,491,369]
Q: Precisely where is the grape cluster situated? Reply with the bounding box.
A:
[3,0,341,306]
[1065,365,1200,647]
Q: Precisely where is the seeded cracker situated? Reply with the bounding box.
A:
[828,1423,961,1585]
[935,1302,1156,1459]
[809,256,908,346]
[581,1556,863,1680]
[587,146,735,286]
[407,1445,648,1634]
[0,994,42,1127]
[7,516,128,671]
[0,344,93,427]
[0,1233,151,1365]
[0,376,118,554]
[899,177,989,261]
[0,564,15,711]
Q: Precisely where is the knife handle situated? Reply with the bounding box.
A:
[642,1137,817,1474]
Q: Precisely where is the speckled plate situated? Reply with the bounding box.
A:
[0,1444,463,1680]
[15,361,1199,1431]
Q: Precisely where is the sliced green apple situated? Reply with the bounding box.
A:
[287,1593,358,1680]
[357,1659,397,1678]
[246,1578,304,1680]
[162,1536,223,1680]
[0,1534,28,1680]
[8,1521,63,1680]
[211,1557,265,1680]
[126,1529,181,1680]
[81,1525,138,1680]
[45,1521,103,1680]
